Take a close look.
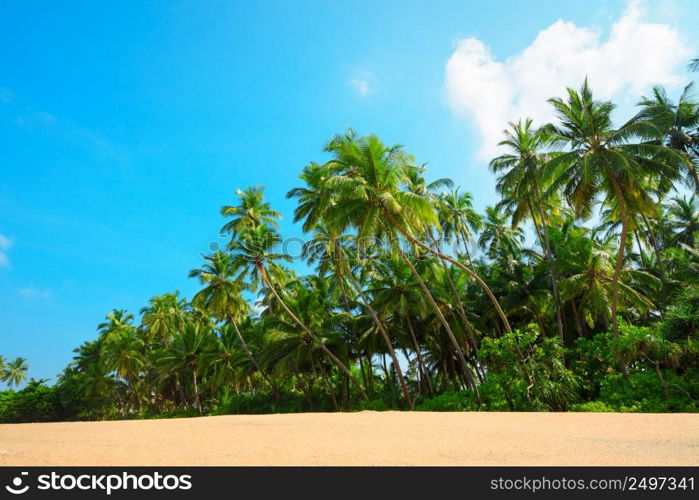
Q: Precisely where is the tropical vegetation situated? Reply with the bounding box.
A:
[2,78,698,422]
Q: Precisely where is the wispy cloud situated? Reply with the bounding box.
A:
[18,287,53,299]
[0,233,12,267]
[350,78,372,97]
[445,0,692,159]
[1,88,126,162]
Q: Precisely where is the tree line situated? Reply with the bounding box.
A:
[1,78,698,422]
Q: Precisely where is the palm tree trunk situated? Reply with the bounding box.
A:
[427,230,480,354]
[260,265,368,400]
[342,262,413,408]
[383,210,511,333]
[529,194,565,350]
[608,172,629,374]
[228,316,280,398]
[398,249,480,401]
[406,315,434,396]
[192,369,203,416]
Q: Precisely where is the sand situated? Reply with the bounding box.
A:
[0,411,696,466]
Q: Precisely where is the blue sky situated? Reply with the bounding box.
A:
[1,0,697,384]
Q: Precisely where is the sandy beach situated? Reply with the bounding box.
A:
[0,411,696,466]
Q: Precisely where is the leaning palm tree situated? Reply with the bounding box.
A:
[321,130,512,334]
[302,224,413,407]
[490,119,565,345]
[189,250,279,395]
[230,223,367,399]
[544,80,687,363]
[1,357,28,388]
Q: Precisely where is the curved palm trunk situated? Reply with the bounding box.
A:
[383,211,512,333]
[399,250,480,401]
[343,262,413,408]
[428,230,480,353]
[259,265,368,400]
[608,172,629,375]
[228,316,280,398]
[406,315,434,396]
[528,193,565,352]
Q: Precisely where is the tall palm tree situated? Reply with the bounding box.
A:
[490,119,565,346]
[302,225,413,407]
[437,189,482,264]
[638,83,699,194]
[1,357,28,388]
[97,309,135,337]
[220,186,282,237]
[189,250,279,395]
[321,130,512,333]
[230,223,367,399]
[544,80,687,361]
[666,194,699,248]
[478,205,525,261]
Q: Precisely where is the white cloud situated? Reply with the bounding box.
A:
[18,287,53,299]
[350,77,373,97]
[0,233,12,267]
[445,0,692,159]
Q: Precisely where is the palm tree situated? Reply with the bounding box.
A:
[666,194,699,248]
[158,322,217,415]
[302,225,413,407]
[544,80,687,363]
[1,357,28,388]
[140,292,187,344]
[101,327,144,410]
[638,84,699,194]
[189,250,279,395]
[231,223,367,399]
[321,130,512,333]
[437,189,482,264]
[490,119,566,346]
[220,186,281,237]
[478,205,525,260]
[97,309,135,337]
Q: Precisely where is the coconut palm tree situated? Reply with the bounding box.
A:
[491,119,566,346]
[638,83,699,194]
[101,327,144,410]
[1,357,28,388]
[665,194,699,249]
[230,223,367,399]
[158,322,217,415]
[189,250,279,395]
[437,189,482,263]
[140,292,188,344]
[321,130,512,334]
[544,80,687,364]
[302,225,413,407]
[220,186,281,237]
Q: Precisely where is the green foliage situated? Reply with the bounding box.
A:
[480,324,579,411]
[415,391,478,412]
